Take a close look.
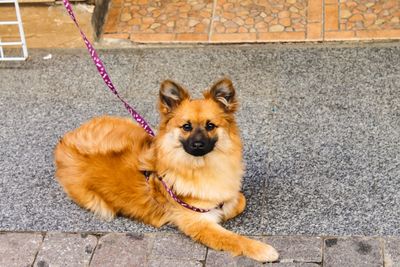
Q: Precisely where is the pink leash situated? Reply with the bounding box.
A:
[61,0,155,137]
[61,1,224,213]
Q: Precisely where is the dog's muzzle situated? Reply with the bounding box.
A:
[180,129,217,157]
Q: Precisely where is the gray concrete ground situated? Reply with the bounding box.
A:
[0,42,400,265]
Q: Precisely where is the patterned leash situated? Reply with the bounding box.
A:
[61,0,155,137]
[62,1,223,213]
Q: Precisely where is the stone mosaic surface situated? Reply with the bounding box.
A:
[117,0,213,34]
[213,0,307,34]
[102,0,400,42]
[339,0,400,31]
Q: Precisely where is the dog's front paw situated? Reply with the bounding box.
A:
[244,240,279,262]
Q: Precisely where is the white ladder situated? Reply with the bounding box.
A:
[0,0,28,61]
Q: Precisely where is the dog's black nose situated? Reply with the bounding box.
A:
[191,141,205,149]
[181,128,217,157]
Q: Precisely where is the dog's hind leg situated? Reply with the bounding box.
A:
[54,137,117,221]
[77,190,116,221]
[59,179,117,221]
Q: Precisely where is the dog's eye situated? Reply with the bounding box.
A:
[181,123,192,132]
[205,122,216,131]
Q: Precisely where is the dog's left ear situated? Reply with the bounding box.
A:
[205,78,238,113]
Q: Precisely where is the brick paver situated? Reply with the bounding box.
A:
[323,237,383,267]
[261,236,322,263]
[206,249,258,266]
[102,0,400,43]
[90,233,151,266]
[149,233,206,262]
[34,232,98,267]
[148,258,203,267]
[265,264,320,267]
[0,233,43,267]
[2,232,400,266]
[384,237,400,267]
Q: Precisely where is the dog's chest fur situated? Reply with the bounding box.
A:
[162,157,243,202]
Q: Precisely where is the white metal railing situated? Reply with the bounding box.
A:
[0,0,28,61]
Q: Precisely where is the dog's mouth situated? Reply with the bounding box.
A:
[180,137,217,157]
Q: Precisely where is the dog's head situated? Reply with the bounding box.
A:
[157,78,241,165]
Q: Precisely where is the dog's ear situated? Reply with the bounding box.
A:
[159,80,190,114]
[205,78,238,113]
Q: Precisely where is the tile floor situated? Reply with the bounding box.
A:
[0,4,93,49]
[0,1,399,49]
[102,0,400,43]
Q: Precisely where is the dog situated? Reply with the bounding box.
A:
[54,78,279,262]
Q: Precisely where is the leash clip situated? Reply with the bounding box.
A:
[142,171,152,182]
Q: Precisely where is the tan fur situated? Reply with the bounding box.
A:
[54,79,279,262]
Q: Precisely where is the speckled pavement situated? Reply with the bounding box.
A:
[0,42,399,237]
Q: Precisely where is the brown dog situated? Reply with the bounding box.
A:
[54,79,278,262]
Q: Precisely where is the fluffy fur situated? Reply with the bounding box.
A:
[54,79,279,262]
